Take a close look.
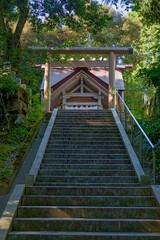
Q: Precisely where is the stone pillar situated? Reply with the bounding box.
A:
[109,52,115,109]
[144,88,148,105]
[44,54,51,112]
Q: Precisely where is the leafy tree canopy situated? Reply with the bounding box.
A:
[106,0,160,25]
[0,0,111,62]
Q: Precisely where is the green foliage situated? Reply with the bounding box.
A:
[106,0,160,25]
[139,118,160,144]
[122,14,160,116]
[30,0,111,34]
[0,0,111,64]
[0,88,44,182]
[138,61,160,90]
[17,48,44,94]
[0,144,15,182]
[0,73,18,100]
[0,144,15,162]
[138,117,160,182]
[28,93,45,122]
[133,0,160,26]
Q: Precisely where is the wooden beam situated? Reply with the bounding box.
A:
[70,85,80,93]
[50,61,109,68]
[29,47,133,55]
[83,84,96,94]
[66,102,99,106]
[65,93,98,97]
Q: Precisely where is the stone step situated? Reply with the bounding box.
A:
[48,139,124,144]
[49,138,123,143]
[56,115,114,117]
[56,113,114,116]
[49,137,122,141]
[34,182,141,187]
[56,115,113,118]
[45,149,127,154]
[7,231,160,240]
[42,159,131,164]
[53,125,117,129]
[57,111,113,114]
[54,124,117,127]
[55,118,115,121]
[51,130,120,134]
[17,206,160,219]
[47,145,125,150]
[38,169,136,177]
[21,195,155,207]
[50,133,121,138]
[35,176,138,183]
[40,164,132,170]
[57,110,112,113]
[12,218,160,232]
[54,122,117,126]
[43,153,129,159]
[25,186,151,196]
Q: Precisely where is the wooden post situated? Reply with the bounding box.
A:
[109,52,115,109]
[44,54,51,112]
[62,89,66,109]
[81,77,83,93]
[98,90,102,109]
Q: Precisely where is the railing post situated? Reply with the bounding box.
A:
[115,92,117,111]
[120,100,122,121]
[124,107,127,131]
[153,148,156,185]
[131,117,134,144]
[140,132,143,166]
[116,92,118,112]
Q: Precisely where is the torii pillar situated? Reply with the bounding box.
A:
[44,54,51,112]
[109,52,115,109]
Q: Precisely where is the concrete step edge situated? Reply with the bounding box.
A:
[7,231,160,237]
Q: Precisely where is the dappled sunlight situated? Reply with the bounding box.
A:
[49,207,71,218]
[0,215,12,230]
[85,119,114,126]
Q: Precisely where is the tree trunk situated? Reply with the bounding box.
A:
[12,0,29,49]
[7,0,29,70]
[0,0,7,60]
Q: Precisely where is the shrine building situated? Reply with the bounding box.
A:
[31,47,133,111]
[40,61,132,110]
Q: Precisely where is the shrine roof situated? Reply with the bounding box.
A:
[41,67,125,91]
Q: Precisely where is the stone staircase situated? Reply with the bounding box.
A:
[7,110,160,239]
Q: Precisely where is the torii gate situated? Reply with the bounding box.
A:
[29,47,133,111]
